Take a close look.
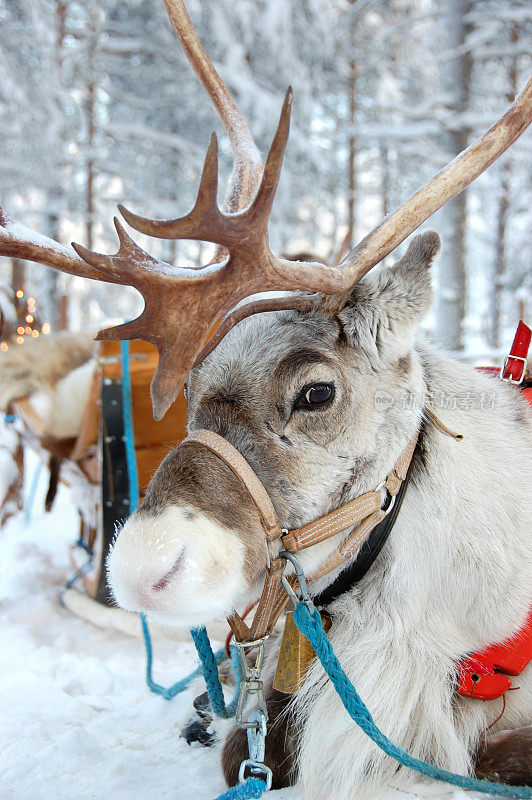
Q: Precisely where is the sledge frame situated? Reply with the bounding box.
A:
[13,339,189,605]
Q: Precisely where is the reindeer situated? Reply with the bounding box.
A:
[0,330,95,438]
[0,2,530,796]
[0,284,96,524]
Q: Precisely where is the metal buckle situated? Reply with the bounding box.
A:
[238,759,273,790]
[381,489,396,517]
[279,549,315,614]
[234,637,268,728]
[234,637,272,791]
[246,709,267,762]
[500,355,527,385]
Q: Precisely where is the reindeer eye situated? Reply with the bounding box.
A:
[295,383,335,410]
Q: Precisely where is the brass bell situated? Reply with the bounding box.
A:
[273,610,332,694]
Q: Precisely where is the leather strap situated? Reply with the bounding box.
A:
[312,437,420,609]
[184,430,282,541]
[281,490,382,553]
[281,433,418,554]
[425,408,463,441]
[183,427,420,644]
[501,320,531,384]
[228,557,287,642]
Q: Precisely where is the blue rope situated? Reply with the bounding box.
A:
[213,779,267,799]
[3,414,17,423]
[189,627,243,719]
[140,613,228,701]
[120,340,243,713]
[119,340,140,514]
[140,614,244,713]
[292,602,532,800]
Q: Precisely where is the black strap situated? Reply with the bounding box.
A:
[313,437,420,609]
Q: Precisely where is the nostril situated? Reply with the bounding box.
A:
[152,551,184,592]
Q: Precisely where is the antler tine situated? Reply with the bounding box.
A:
[119,134,221,240]
[325,75,532,310]
[120,90,294,251]
[243,88,293,229]
[162,0,262,213]
[0,205,106,283]
[71,217,169,287]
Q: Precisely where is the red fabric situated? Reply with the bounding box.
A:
[457,607,532,700]
[502,320,531,382]
[476,321,530,384]
[457,323,531,701]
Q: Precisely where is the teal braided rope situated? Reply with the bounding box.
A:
[121,344,242,710]
[190,627,243,718]
[213,778,267,799]
[293,602,532,800]
[140,613,226,700]
[120,340,140,514]
[141,614,244,715]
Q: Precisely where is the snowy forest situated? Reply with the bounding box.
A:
[2,4,532,799]
[0,0,531,356]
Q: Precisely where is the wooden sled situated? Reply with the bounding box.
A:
[14,339,188,607]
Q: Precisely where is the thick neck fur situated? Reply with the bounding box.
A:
[291,337,532,799]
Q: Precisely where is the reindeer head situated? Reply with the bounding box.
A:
[108,231,440,628]
[0,1,530,627]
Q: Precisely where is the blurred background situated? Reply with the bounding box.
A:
[0,0,530,357]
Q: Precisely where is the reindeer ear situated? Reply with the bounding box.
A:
[338,231,440,364]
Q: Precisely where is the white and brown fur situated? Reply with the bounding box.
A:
[108,232,531,797]
[0,330,95,439]
[0,291,95,522]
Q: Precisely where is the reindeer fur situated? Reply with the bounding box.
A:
[0,331,95,438]
[108,233,531,797]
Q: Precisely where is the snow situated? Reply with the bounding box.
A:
[0,453,477,800]
[0,448,19,512]
[0,454,297,800]
[0,216,83,263]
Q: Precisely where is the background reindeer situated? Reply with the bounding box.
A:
[0,283,95,525]
[0,1,530,797]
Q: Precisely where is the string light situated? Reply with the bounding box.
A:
[27,297,35,305]
[16,336,24,344]
[25,314,34,323]
[15,290,23,298]
[25,326,32,335]
[17,326,24,335]
[42,323,50,334]
[1,342,8,352]
[31,330,39,338]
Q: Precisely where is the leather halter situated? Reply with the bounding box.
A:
[184,427,419,645]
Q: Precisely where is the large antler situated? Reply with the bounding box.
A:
[1,0,531,420]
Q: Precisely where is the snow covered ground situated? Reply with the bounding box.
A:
[1,455,466,800]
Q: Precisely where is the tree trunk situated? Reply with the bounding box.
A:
[380,144,390,218]
[43,205,61,331]
[487,25,519,350]
[85,13,99,252]
[11,259,25,295]
[433,0,472,352]
[347,54,357,250]
[346,3,358,250]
